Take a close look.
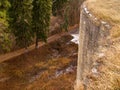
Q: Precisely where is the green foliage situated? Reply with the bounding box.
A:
[53,0,84,31]
[52,0,68,16]
[0,24,12,52]
[32,0,52,47]
[9,0,33,48]
[60,6,69,32]
[9,0,52,49]
[52,0,69,31]
[0,0,11,22]
[0,0,12,52]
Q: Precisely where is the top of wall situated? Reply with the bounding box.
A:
[85,0,120,39]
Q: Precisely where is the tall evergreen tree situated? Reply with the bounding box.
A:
[32,0,52,48]
[0,0,10,23]
[9,0,33,49]
[0,0,11,52]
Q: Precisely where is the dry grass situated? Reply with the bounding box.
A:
[0,34,78,90]
[86,0,120,38]
[84,1,120,89]
[88,43,120,90]
[26,57,76,90]
[86,51,120,90]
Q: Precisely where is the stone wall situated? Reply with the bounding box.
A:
[75,4,111,90]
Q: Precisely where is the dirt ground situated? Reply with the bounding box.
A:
[0,34,78,90]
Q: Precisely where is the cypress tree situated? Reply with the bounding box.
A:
[0,0,11,52]
[0,0,10,23]
[9,0,33,49]
[32,0,52,48]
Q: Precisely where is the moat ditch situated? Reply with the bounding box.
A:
[0,30,79,90]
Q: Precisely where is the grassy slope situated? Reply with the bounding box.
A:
[86,0,120,89]
[86,0,120,38]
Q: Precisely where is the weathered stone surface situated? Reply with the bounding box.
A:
[75,4,111,90]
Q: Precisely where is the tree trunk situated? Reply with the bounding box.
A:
[35,34,39,49]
